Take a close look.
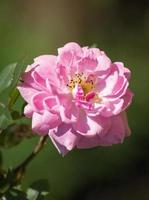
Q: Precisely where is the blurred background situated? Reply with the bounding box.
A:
[0,0,149,199]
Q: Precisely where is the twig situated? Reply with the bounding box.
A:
[13,135,48,184]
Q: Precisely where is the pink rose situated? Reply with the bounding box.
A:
[18,42,133,155]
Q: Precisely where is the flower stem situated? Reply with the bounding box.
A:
[13,135,48,184]
[0,135,48,197]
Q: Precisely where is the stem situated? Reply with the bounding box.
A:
[0,135,48,196]
[13,135,48,183]
[8,89,20,111]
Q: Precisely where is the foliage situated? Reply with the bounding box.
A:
[0,63,50,199]
[0,63,17,95]
[0,180,50,200]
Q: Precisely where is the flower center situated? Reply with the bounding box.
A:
[67,73,94,95]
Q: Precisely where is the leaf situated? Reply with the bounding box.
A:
[0,60,26,109]
[7,59,27,110]
[5,188,28,200]
[0,124,31,148]
[0,105,12,130]
[0,168,13,195]
[8,89,20,111]
[0,63,17,95]
[10,59,27,91]
[27,180,50,200]
[27,188,39,200]
[10,110,22,120]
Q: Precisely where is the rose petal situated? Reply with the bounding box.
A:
[17,84,38,104]
[49,123,80,155]
[99,114,126,145]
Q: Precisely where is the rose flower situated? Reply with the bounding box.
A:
[18,42,133,155]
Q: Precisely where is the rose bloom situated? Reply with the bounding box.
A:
[18,42,133,155]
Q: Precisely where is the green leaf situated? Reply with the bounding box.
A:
[27,188,39,200]
[8,89,20,111]
[0,63,17,95]
[8,59,27,110]
[5,188,28,200]
[10,110,22,120]
[0,124,31,148]
[10,59,27,91]
[0,168,13,195]
[27,180,50,200]
[0,105,12,130]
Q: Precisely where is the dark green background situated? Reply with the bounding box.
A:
[0,0,149,199]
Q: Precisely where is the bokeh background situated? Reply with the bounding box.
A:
[0,0,149,199]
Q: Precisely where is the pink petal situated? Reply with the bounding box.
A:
[124,67,131,80]
[121,111,131,136]
[99,65,119,97]
[32,92,49,111]
[99,114,126,145]
[99,64,129,100]
[59,104,78,123]
[73,111,111,136]
[78,47,98,71]
[86,91,96,101]
[43,96,58,112]
[57,42,83,76]
[97,52,111,75]
[77,134,102,149]
[75,100,93,111]
[32,112,49,135]
[34,55,57,79]
[58,42,82,60]
[32,111,60,135]
[42,110,60,129]
[99,98,124,117]
[21,69,46,91]
[122,89,133,111]
[32,71,46,88]
[49,123,80,155]
[72,84,84,100]
[24,104,33,117]
[112,76,128,96]
[77,112,130,148]
[57,94,78,123]
[25,63,38,72]
[17,84,38,104]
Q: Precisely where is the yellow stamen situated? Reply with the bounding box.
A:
[67,73,94,95]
